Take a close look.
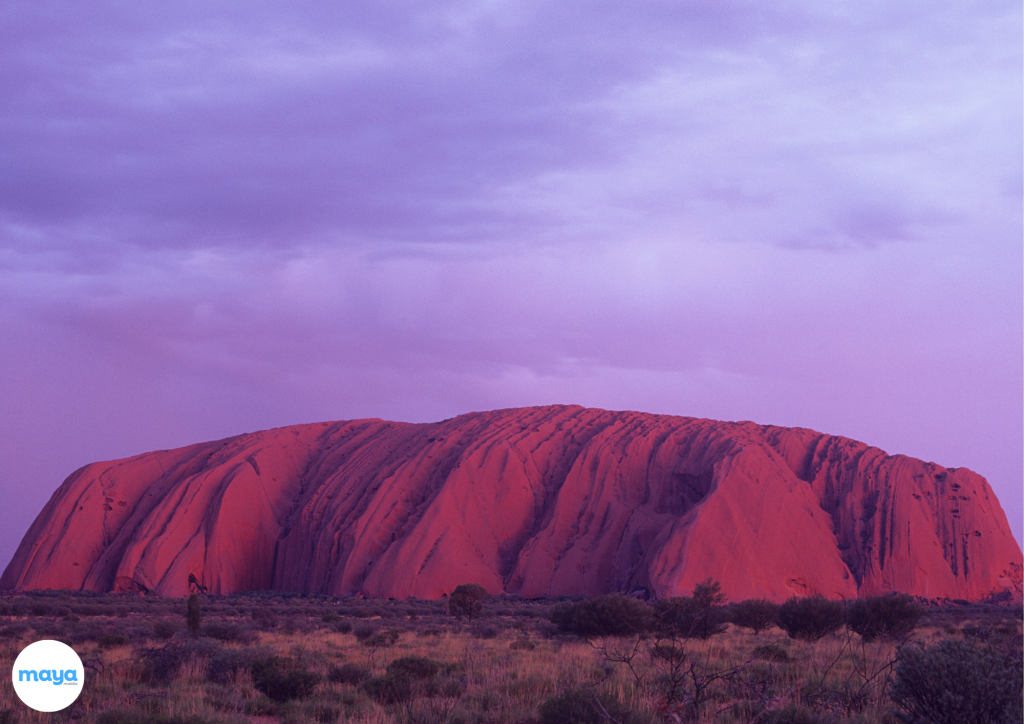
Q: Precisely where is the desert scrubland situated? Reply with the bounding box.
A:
[0,589,1020,724]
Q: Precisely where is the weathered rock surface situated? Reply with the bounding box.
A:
[2,406,1021,601]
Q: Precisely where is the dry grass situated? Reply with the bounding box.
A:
[0,592,1019,724]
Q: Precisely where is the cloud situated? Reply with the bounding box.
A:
[0,0,1020,562]
[1,0,1018,258]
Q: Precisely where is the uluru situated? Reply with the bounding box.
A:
[2,405,1020,602]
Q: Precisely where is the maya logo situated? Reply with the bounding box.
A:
[11,640,85,712]
[18,667,80,685]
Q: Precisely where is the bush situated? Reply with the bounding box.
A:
[153,619,180,640]
[98,632,131,648]
[387,656,442,680]
[328,663,371,685]
[538,689,637,724]
[251,657,320,702]
[653,579,728,639]
[341,606,377,618]
[360,629,400,648]
[206,646,273,685]
[0,622,30,640]
[731,599,780,634]
[448,583,488,620]
[890,639,1023,724]
[778,596,844,641]
[846,595,924,642]
[201,620,258,643]
[753,703,822,724]
[752,643,790,662]
[251,607,277,629]
[353,623,377,642]
[362,673,413,705]
[550,595,653,637]
[97,714,221,724]
[140,638,224,682]
[471,623,500,639]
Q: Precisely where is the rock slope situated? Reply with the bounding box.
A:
[2,406,1020,601]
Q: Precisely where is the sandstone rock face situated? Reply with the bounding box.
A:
[3,406,1021,601]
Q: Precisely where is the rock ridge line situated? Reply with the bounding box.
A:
[2,405,1020,601]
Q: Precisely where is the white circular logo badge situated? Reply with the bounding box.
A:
[11,640,85,712]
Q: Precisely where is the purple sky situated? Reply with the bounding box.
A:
[1,1,1021,573]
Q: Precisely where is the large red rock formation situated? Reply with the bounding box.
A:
[2,406,1020,601]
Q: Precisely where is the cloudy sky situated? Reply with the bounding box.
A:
[1,0,1021,570]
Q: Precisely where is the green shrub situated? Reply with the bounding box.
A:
[653,579,728,639]
[0,622,30,640]
[752,643,790,662]
[98,632,131,648]
[30,603,54,617]
[890,639,1023,724]
[251,657,320,702]
[538,689,637,724]
[471,623,500,639]
[201,620,257,643]
[97,713,225,724]
[753,702,822,724]
[550,595,653,637]
[360,629,400,648]
[846,594,923,642]
[139,638,224,682]
[340,605,377,618]
[778,596,844,641]
[206,646,273,685]
[353,622,377,642]
[153,619,179,639]
[731,599,780,634]
[362,673,413,704]
[328,663,372,685]
[448,583,488,620]
[251,607,277,629]
[387,656,442,680]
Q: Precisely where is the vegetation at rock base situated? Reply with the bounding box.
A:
[729,598,780,635]
[778,595,846,641]
[447,583,489,620]
[0,588,1018,723]
[550,594,654,637]
[846,594,924,642]
[653,578,729,639]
